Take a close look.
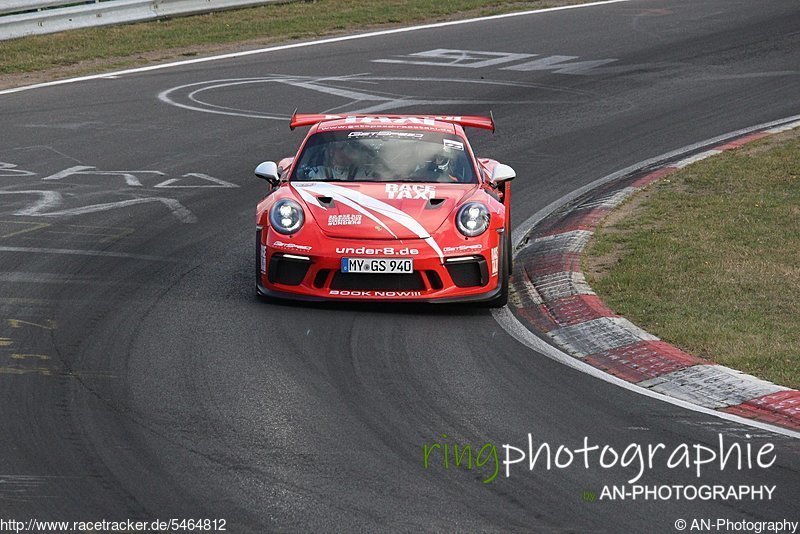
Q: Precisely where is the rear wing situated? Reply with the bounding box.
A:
[289,112,495,132]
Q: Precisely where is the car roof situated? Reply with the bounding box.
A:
[311,117,457,135]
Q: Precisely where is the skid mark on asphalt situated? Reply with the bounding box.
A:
[11,353,50,360]
[0,221,49,239]
[8,318,56,330]
[0,475,47,502]
[0,317,114,378]
[0,221,134,245]
[0,317,57,376]
[0,246,173,261]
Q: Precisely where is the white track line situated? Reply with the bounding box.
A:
[0,0,634,96]
[494,114,800,439]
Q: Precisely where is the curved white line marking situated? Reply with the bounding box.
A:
[0,190,63,215]
[493,114,800,439]
[160,75,587,120]
[159,78,289,120]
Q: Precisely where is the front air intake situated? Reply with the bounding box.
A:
[445,258,488,287]
[330,272,425,291]
[268,254,311,286]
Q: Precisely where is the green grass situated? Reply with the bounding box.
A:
[584,130,800,389]
[1,0,587,77]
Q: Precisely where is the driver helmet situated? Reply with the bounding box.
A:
[328,143,357,180]
[432,147,452,173]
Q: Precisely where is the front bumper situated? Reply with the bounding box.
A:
[256,228,504,303]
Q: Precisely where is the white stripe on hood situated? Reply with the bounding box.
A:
[295,182,444,260]
[292,184,398,238]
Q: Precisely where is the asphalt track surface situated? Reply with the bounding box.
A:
[0,1,799,531]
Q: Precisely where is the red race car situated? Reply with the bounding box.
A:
[254,113,515,306]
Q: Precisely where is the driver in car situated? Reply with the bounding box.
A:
[419,146,462,182]
[300,143,358,181]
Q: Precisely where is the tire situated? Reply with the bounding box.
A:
[505,227,513,276]
[484,231,509,308]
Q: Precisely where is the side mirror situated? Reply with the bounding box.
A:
[491,163,516,183]
[255,161,280,186]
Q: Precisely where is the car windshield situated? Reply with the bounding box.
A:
[290,130,478,183]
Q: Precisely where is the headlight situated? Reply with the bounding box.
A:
[456,202,490,237]
[269,199,304,234]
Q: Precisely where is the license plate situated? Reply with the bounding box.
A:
[341,258,414,274]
